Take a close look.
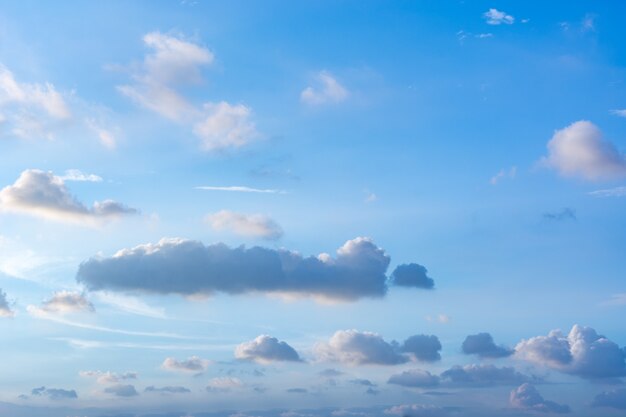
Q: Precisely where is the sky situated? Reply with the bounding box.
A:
[0,1,626,416]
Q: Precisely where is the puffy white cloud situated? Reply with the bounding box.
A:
[30,386,77,400]
[161,356,212,373]
[515,325,626,379]
[0,169,137,225]
[592,388,626,410]
[483,9,514,25]
[440,364,532,387]
[79,370,137,385]
[235,335,302,363]
[206,377,243,392]
[388,369,440,388]
[315,330,441,365]
[461,333,513,358]
[103,384,138,397]
[541,121,626,180]
[390,264,434,289]
[31,291,94,315]
[193,102,258,151]
[385,404,450,417]
[77,237,395,301]
[510,383,570,414]
[0,289,14,318]
[205,210,283,240]
[301,71,348,105]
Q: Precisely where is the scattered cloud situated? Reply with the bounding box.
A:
[206,377,243,392]
[286,388,308,394]
[390,264,434,289]
[205,210,283,240]
[235,335,302,364]
[462,333,513,358]
[0,289,14,317]
[301,71,348,105]
[588,186,626,197]
[515,324,626,379]
[602,293,626,306]
[388,369,440,388]
[30,291,94,315]
[543,208,576,221]
[79,370,137,385]
[425,314,450,324]
[196,185,286,194]
[483,9,514,25]
[385,404,451,417]
[162,356,212,373]
[540,121,626,181]
[59,169,103,183]
[193,101,258,151]
[490,166,516,185]
[0,169,137,225]
[30,386,77,400]
[510,383,570,414]
[144,385,191,394]
[592,388,626,410]
[85,118,117,149]
[103,384,138,397]
[440,364,532,387]
[611,109,626,118]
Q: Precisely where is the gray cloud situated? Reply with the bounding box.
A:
[515,325,626,379]
[0,289,13,317]
[461,333,513,358]
[77,237,403,301]
[349,379,376,387]
[543,208,576,221]
[161,356,212,373]
[592,388,626,410]
[103,384,138,397]
[314,330,441,365]
[144,386,191,394]
[440,364,532,387]
[319,369,344,377]
[0,170,137,225]
[286,388,308,394]
[31,386,77,400]
[390,264,434,289]
[388,369,440,388]
[510,383,570,414]
[235,335,302,364]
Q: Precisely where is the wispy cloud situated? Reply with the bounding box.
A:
[195,185,286,194]
[610,109,626,118]
[301,71,348,105]
[589,186,626,198]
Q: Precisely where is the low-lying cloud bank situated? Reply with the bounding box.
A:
[76,237,434,301]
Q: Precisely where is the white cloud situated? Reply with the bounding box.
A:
[0,169,137,225]
[483,9,515,25]
[194,101,258,151]
[196,185,286,194]
[301,71,348,105]
[0,289,14,318]
[162,356,212,373]
[206,377,243,392]
[588,186,626,197]
[510,383,570,413]
[515,324,626,379]
[234,335,302,363]
[79,370,137,385]
[85,118,117,149]
[611,109,626,118]
[490,166,516,185]
[541,121,626,180]
[59,169,103,182]
[205,210,283,240]
[385,404,450,417]
[31,291,94,315]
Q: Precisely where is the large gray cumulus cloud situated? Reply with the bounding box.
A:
[76,237,430,301]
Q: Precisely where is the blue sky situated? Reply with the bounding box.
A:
[1,1,626,416]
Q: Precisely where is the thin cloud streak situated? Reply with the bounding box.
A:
[195,186,286,194]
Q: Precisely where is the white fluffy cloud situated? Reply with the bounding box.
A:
[79,370,137,385]
[30,291,94,315]
[510,383,570,414]
[541,121,626,180]
[0,169,137,225]
[205,210,283,240]
[194,102,258,151]
[515,325,626,379]
[0,289,13,318]
[59,169,103,183]
[483,9,514,25]
[235,335,302,364]
[161,356,212,373]
[300,71,348,105]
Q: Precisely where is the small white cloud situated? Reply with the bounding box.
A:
[206,377,243,392]
[196,185,286,194]
[193,101,258,151]
[490,166,517,185]
[588,186,626,197]
[206,210,283,240]
[234,335,302,363]
[59,169,103,183]
[483,9,515,25]
[540,121,626,181]
[85,118,117,149]
[610,109,626,118]
[162,356,212,373]
[79,370,137,385]
[31,291,94,315]
[301,71,348,105]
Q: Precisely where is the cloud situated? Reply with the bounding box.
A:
[588,186,626,197]
[440,364,532,387]
[235,335,302,364]
[540,121,626,180]
[515,325,626,379]
[483,9,514,25]
[592,388,626,410]
[30,386,77,400]
[388,369,440,388]
[510,383,570,414]
[385,404,451,417]
[79,371,137,385]
[390,264,434,289]
[0,169,137,225]
[94,292,166,318]
[319,369,343,377]
[59,169,103,182]
[461,333,513,358]
[193,102,258,151]
[611,109,626,118]
[144,386,191,394]
[77,237,398,301]
[301,71,348,105]
[206,377,243,392]
[314,330,441,365]
[286,388,308,394]
[32,291,94,315]
[543,208,576,221]
[103,384,138,397]
[0,289,14,317]
[196,185,286,194]
[85,118,117,149]
[348,378,375,387]
[490,166,517,185]
[161,356,212,373]
[205,210,283,240]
